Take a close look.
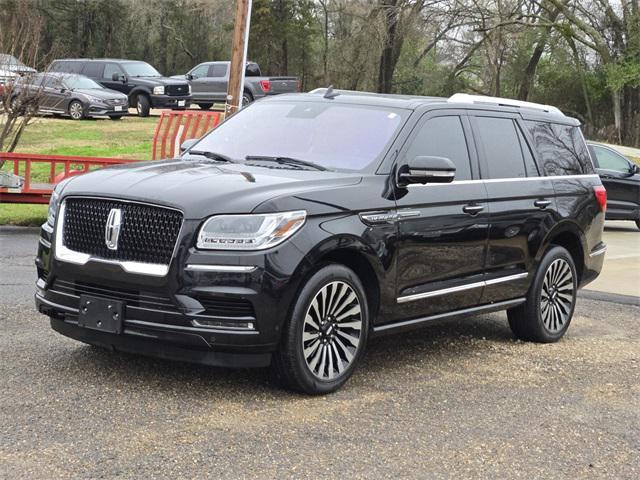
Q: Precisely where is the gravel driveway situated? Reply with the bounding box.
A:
[1,227,639,479]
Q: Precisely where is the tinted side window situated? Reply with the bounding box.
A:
[209,64,227,77]
[51,61,82,74]
[515,122,539,176]
[245,63,261,76]
[82,62,104,78]
[103,63,122,79]
[43,75,61,88]
[475,117,527,179]
[524,121,595,176]
[405,116,472,180]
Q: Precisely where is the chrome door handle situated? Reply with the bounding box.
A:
[534,199,552,209]
[462,204,484,215]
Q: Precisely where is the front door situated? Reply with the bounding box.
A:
[188,64,211,102]
[392,112,489,322]
[101,63,128,95]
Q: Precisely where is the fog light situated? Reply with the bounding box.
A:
[192,319,255,330]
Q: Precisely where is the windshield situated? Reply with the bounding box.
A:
[0,54,25,67]
[186,101,406,171]
[122,62,161,77]
[62,75,103,90]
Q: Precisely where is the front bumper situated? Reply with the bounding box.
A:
[35,218,309,368]
[150,94,192,109]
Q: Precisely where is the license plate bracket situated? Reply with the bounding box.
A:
[78,295,125,334]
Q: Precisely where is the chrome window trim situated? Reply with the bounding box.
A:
[54,198,184,277]
[589,245,607,257]
[406,174,599,187]
[185,264,258,273]
[397,272,529,304]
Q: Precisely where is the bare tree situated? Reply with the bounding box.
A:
[0,0,46,165]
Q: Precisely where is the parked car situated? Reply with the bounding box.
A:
[588,142,640,230]
[0,68,18,95]
[11,72,129,120]
[0,53,37,75]
[36,91,606,394]
[49,58,191,117]
[172,61,298,109]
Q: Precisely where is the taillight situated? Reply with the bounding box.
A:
[259,80,271,92]
[594,185,607,212]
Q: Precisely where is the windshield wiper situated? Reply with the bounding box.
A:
[245,155,328,171]
[187,150,238,163]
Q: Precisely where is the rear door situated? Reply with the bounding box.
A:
[589,144,640,218]
[208,63,228,101]
[392,110,490,321]
[470,112,557,303]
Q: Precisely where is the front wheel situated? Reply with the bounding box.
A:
[508,246,577,343]
[68,100,85,120]
[135,95,150,117]
[272,264,369,394]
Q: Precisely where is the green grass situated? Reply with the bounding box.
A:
[0,203,48,226]
[1,115,157,225]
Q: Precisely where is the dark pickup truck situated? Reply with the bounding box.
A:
[172,61,298,109]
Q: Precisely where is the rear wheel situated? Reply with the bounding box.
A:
[272,264,369,394]
[242,91,253,107]
[197,102,213,110]
[508,246,577,343]
[135,95,150,117]
[68,100,85,120]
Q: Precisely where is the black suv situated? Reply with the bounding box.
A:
[49,59,191,117]
[35,91,606,394]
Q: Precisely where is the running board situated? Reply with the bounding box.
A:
[372,298,526,336]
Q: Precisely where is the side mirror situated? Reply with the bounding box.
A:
[180,138,198,154]
[59,87,67,93]
[111,73,120,82]
[631,163,640,175]
[397,156,456,186]
[186,73,194,81]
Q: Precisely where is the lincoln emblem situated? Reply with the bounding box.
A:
[105,208,122,250]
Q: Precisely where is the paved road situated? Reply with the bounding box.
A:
[1,227,639,479]
[584,221,640,299]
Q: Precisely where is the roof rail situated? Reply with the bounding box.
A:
[448,93,564,116]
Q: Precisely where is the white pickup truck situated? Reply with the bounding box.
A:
[172,61,299,109]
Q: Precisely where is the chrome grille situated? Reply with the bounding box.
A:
[62,198,182,265]
[166,84,189,96]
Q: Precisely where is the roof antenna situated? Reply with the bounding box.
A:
[323,85,340,99]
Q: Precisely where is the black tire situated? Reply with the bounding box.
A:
[110,115,124,121]
[197,103,213,110]
[135,94,150,117]
[68,100,85,120]
[507,246,577,343]
[272,264,369,394]
[242,91,253,107]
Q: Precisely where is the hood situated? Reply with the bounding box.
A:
[129,76,190,87]
[60,159,362,219]
[74,88,127,100]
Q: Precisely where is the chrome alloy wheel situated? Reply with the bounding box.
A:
[540,258,575,333]
[69,102,83,120]
[302,281,363,380]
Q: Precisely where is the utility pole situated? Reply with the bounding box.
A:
[226,0,253,115]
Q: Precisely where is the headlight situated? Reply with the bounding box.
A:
[153,86,165,95]
[197,210,306,250]
[47,187,61,226]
